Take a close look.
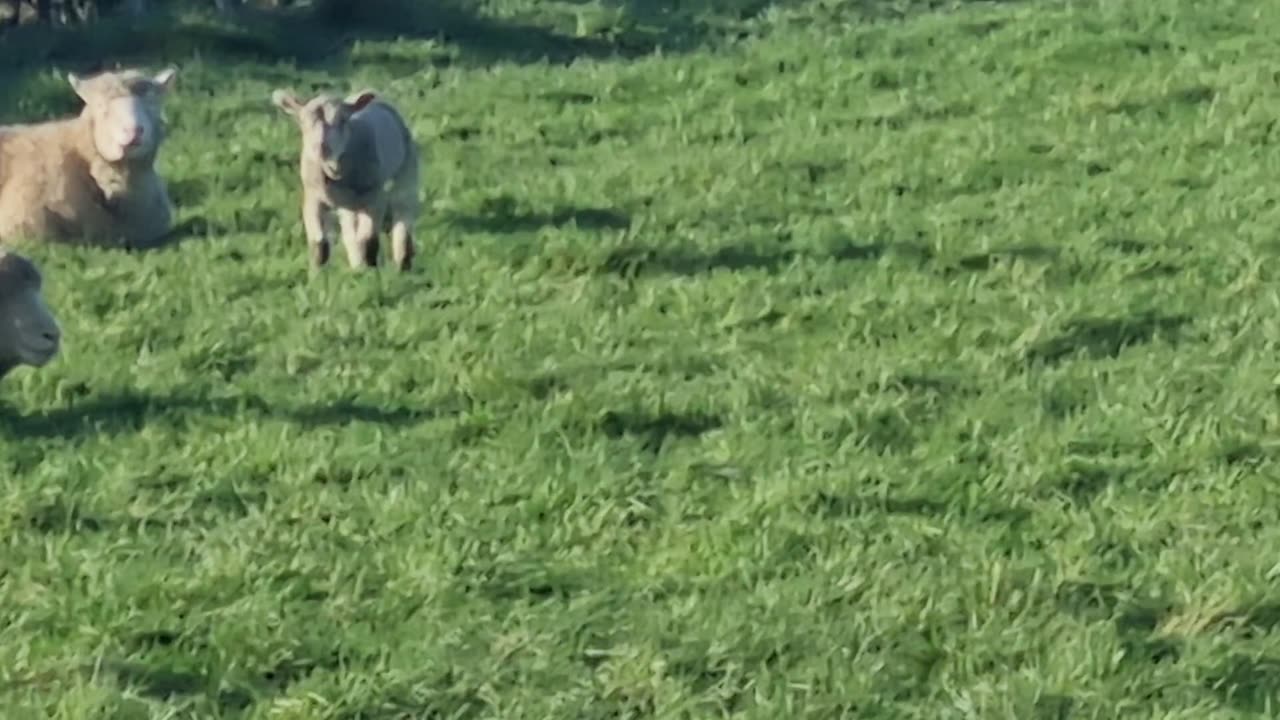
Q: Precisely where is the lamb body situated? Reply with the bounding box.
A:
[0,66,178,249]
[0,248,61,380]
[272,88,420,271]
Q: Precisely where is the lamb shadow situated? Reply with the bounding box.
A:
[949,244,1060,273]
[830,239,935,265]
[806,491,1030,525]
[0,390,440,440]
[287,399,441,429]
[24,496,204,534]
[452,196,631,234]
[1024,311,1192,366]
[597,408,721,453]
[1054,580,1171,632]
[93,660,253,712]
[598,238,931,279]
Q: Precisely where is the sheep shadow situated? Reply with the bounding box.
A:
[0,390,441,440]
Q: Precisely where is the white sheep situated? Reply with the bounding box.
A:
[271,88,420,271]
[0,66,178,250]
[0,248,60,379]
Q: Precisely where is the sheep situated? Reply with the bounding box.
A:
[271,87,420,271]
[0,248,60,379]
[0,66,179,250]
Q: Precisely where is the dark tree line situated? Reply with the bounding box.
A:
[0,0,307,27]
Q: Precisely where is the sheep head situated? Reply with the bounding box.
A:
[0,249,60,379]
[69,66,178,165]
[271,88,377,178]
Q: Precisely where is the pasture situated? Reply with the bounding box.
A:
[3,0,1280,716]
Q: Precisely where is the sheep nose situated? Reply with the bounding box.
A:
[123,126,143,146]
[44,329,60,343]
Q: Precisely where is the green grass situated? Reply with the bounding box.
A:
[4,0,1280,716]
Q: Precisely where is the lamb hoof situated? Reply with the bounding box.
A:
[310,242,330,267]
[395,244,414,272]
[361,241,379,268]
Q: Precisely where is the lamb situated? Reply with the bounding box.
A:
[0,248,61,380]
[271,87,420,271]
[0,66,179,250]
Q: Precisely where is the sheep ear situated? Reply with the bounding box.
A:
[67,72,88,100]
[271,88,301,116]
[344,90,377,112]
[153,66,178,92]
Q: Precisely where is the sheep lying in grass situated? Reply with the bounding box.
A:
[271,87,420,271]
[0,66,178,249]
[0,248,60,379]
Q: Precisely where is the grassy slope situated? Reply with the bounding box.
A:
[4,0,1280,716]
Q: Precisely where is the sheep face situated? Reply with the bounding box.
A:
[272,89,377,175]
[0,251,61,373]
[69,66,178,164]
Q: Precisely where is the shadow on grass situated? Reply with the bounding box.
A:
[0,0,1041,111]
[601,244,796,277]
[1052,581,1280,711]
[1024,312,1192,366]
[596,239,934,278]
[94,660,255,712]
[805,490,1030,525]
[92,652,344,713]
[451,195,632,234]
[0,389,445,440]
[0,0,776,83]
[598,408,721,453]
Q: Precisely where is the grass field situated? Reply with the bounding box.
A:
[3,0,1280,716]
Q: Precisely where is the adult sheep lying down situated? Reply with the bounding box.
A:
[0,249,61,379]
[0,66,178,249]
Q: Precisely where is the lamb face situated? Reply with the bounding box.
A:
[69,66,178,164]
[0,250,61,373]
[271,88,377,177]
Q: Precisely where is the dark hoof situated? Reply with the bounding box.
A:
[396,251,413,272]
[310,241,330,267]
[362,240,379,267]
[396,243,415,272]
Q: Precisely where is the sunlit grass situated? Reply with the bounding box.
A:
[3,0,1280,716]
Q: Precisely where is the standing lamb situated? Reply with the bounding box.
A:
[271,88,420,271]
[0,248,61,379]
[0,66,178,249]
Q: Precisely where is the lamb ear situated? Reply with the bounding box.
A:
[271,88,301,116]
[153,66,178,92]
[344,90,377,112]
